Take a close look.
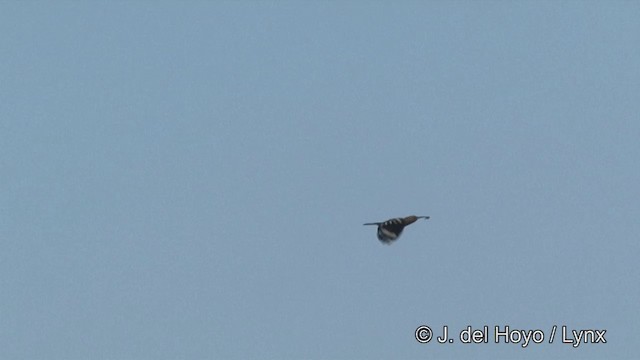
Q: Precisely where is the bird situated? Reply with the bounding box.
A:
[363,215,430,244]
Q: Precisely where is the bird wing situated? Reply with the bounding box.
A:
[379,221,405,235]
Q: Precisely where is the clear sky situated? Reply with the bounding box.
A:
[1,1,639,359]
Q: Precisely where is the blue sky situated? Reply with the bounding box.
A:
[1,1,639,359]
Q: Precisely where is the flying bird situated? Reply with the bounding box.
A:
[364,215,430,244]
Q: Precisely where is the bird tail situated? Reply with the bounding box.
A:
[363,222,381,226]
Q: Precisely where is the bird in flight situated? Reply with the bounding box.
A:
[364,215,430,244]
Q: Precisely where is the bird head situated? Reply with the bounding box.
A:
[403,215,430,225]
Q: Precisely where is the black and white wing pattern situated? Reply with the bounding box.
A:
[364,215,430,244]
[375,218,406,243]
